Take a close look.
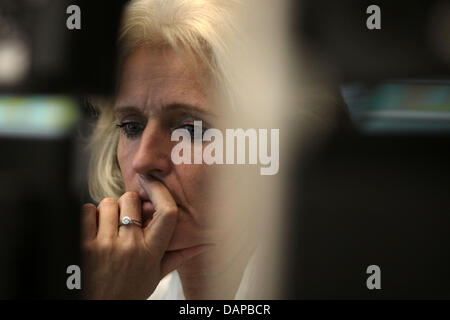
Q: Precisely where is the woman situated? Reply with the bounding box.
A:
[81,0,346,299]
[82,0,271,300]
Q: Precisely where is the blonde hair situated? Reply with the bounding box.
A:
[87,0,238,202]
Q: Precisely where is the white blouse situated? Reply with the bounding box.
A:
[148,253,258,300]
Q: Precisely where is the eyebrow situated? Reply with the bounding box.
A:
[114,103,217,118]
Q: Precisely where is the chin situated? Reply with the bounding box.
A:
[166,223,214,252]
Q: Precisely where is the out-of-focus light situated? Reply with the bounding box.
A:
[342,83,450,134]
[0,39,30,86]
[0,96,79,138]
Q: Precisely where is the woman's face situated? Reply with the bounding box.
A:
[115,46,219,251]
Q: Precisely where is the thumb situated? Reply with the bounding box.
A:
[160,244,214,277]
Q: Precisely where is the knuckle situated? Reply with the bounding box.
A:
[120,238,138,254]
[161,204,178,217]
[95,239,114,254]
[120,191,140,201]
[82,203,96,214]
[118,192,140,208]
[99,197,118,207]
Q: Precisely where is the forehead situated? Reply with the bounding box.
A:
[115,46,210,115]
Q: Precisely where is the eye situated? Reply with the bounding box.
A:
[179,124,207,140]
[116,122,145,139]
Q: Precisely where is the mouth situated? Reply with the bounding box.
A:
[140,198,155,226]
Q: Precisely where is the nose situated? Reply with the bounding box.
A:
[131,120,172,178]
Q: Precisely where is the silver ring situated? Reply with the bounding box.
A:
[119,216,142,227]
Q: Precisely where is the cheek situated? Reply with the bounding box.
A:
[177,163,216,213]
[117,138,135,187]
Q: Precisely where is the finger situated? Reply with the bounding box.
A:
[161,245,214,278]
[97,197,119,239]
[118,192,143,238]
[142,179,178,215]
[81,203,97,241]
[141,180,178,257]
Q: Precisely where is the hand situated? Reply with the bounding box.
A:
[81,180,208,299]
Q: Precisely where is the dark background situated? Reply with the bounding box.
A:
[0,0,449,299]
